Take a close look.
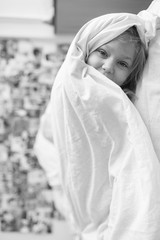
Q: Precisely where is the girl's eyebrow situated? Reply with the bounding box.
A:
[121,56,133,61]
[122,55,133,60]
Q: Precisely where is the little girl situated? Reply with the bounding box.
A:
[86,26,147,102]
[51,12,160,240]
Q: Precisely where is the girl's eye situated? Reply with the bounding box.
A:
[97,48,108,58]
[118,61,129,68]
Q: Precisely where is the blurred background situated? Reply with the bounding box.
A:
[0,0,152,239]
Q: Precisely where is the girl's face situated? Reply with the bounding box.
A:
[86,38,136,86]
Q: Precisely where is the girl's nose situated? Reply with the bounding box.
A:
[102,59,114,74]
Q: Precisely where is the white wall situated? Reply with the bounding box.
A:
[0,0,55,39]
[56,0,153,34]
[0,0,54,20]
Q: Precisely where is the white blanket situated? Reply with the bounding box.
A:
[135,0,160,161]
[51,9,160,240]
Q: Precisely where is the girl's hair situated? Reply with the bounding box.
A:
[117,26,148,102]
